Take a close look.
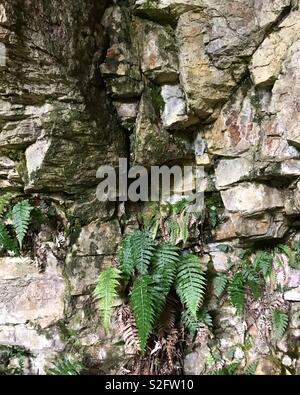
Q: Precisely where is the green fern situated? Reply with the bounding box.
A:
[47,355,83,375]
[278,243,300,270]
[0,222,17,253]
[176,254,206,318]
[118,234,135,284]
[272,309,288,339]
[11,200,32,249]
[211,363,239,375]
[213,273,228,297]
[130,275,157,352]
[151,242,179,293]
[228,272,245,313]
[130,230,156,275]
[94,267,121,333]
[181,309,212,333]
[0,193,11,218]
[243,361,258,375]
[198,310,213,328]
[242,264,262,299]
[253,251,273,279]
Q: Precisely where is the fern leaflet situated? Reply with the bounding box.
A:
[272,309,288,339]
[228,272,245,313]
[0,193,11,218]
[176,254,206,318]
[253,251,273,279]
[94,267,121,333]
[0,222,17,253]
[130,275,157,352]
[118,234,135,284]
[213,273,228,297]
[11,200,32,249]
[130,230,156,275]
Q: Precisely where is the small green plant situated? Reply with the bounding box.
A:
[141,198,196,245]
[272,309,288,340]
[213,250,273,313]
[0,193,33,254]
[0,345,31,375]
[47,355,84,375]
[94,229,207,352]
[277,242,300,269]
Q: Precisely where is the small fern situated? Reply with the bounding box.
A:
[253,251,273,279]
[130,275,157,352]
[176,254,206,318]
[213,273,228,297]
[211,363,239,375]
[11,200,32,249]
[228,272,245,313]
[130,230,156,275]
[278,243,300,270]
[0,222,17,253]
[151,242,179,294]
[47,355,83,375]
[272,309,288,339]
[118,234,135,284]
[94,267,121,333]
[243,361,258,375]
[0,193,11,218]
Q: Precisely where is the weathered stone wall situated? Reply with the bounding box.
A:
[1,0,300,374]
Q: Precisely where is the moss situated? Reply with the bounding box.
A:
[149,84,165,114]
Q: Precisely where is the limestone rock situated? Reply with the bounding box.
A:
[250,11,300,87]
[161,84,198,129]
[139,21,179,84]
[132,90,190,166]
[0,257,65,328]
[215,158,252,189]
[221,183,284,216]
[255,356,282,375]
[74,219,121,257]
[177,11,237,120]
[284,287,300,302]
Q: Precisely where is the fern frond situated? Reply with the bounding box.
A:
[210,363,238,375]
[272,309,288,339]
[0,222,18,253]
[181,309,198,334]
[130,275,157,352]
[118,233,135,283]
[0,193,11,218]
[228,272,245,313]
[11,200,32,249]
[171,198,189,215]
[151,242,179,294]
[94,267,121,333]
[176,254,206,318]
[278,243,300,269]
[253,251,273,279]
[213,273,228,297]
[198,310,213,328]
[47,356,83,375]
[243,361,258,375]
[130,230,156,275]
[182,309,212,334]
[242,264,262,299]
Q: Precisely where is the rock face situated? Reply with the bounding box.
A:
[1,0,300,375]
